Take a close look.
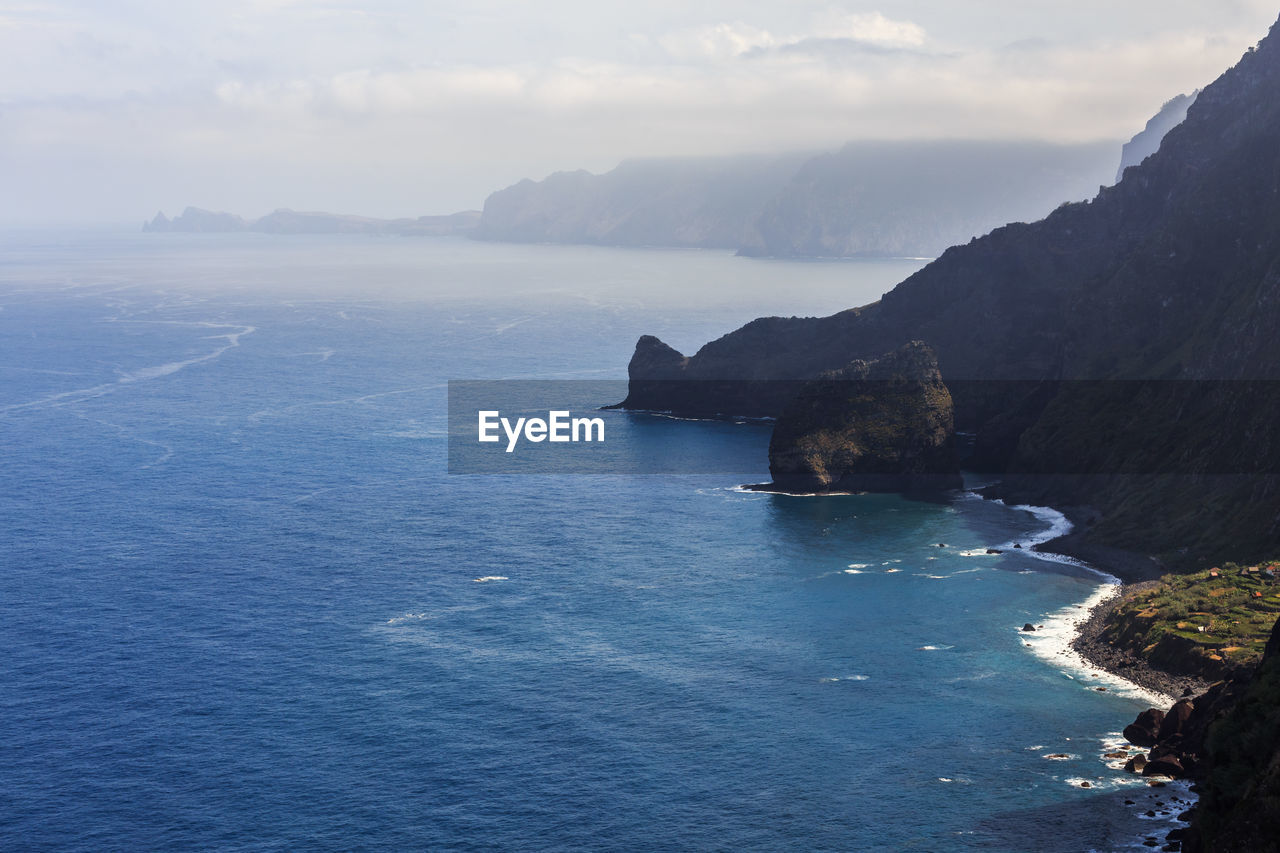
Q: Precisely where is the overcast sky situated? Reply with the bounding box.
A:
[2,1,1277,224]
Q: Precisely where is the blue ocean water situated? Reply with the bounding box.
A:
[0,232,1187,851]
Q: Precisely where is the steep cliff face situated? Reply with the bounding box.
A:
[1116,92,1197,183]
[620,16,1280,560]
[763,342,961,494]
[1190,614,1280,851]
[739,140,1117,259]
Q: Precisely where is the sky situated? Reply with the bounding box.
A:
[1,1,1277,225]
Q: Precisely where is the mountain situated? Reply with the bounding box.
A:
[473,142,1119,258]
[471,153,813,249]
[1116,92,1197,182]
[738,140,1118,258]
[144,207,480,236]
[619,17,1280,562]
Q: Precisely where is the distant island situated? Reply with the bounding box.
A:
[143,207,480,237]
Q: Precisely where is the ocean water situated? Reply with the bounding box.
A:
[0,232,1189,851]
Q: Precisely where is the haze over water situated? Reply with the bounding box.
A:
[0,233,1185,850]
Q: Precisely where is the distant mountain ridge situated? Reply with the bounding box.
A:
[473,140,1123,259]
[144,207,480,236]
[472,153,813,250]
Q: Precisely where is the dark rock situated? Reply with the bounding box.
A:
[1158,699,1196,741]
[1023,623,1036,632]
[986,548,1004,555]
[1126,754,1149,773]
[1144,756,1186,779]
[1125,709,1167,748]
[763,342,962,494]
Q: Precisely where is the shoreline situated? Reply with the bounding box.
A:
[1029,506,1210,701]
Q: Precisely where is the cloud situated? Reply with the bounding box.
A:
[811,11,927,47]
[658,10,927,61]
[0,3,1276,223]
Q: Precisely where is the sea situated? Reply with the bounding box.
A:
[0,231,1191,851]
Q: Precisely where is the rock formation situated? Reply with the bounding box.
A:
[1123,615,1280,852]
[761,342,961,494]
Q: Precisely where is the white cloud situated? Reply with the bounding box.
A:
[811,11,927,47]
[658,10,927,61]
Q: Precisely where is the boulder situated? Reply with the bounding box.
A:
[1144,755,1186,779]
[1158,699,1196,742]
[1125,709,1167,748]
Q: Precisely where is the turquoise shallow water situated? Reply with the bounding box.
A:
[0,233,1186,851]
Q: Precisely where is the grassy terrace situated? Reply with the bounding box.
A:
[1102,563,1280,676]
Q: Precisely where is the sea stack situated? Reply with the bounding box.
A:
[762,342,962,494]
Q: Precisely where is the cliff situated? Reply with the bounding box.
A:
[1191,615,1280,851]
[1116,92,1197,183]
[620,16,1280,562]
[761,342,961,494]
[1119,614,1280,852]
[739,140,1117,259]
[144,207,480,236]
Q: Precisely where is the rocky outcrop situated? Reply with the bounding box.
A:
[1124,708,1167,748]
[1123,616,1280,852]
[144,207,480,236]
[760,342,961,494]
[1116,92,1197,183]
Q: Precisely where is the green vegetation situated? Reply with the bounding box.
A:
[1101,564,1280,679]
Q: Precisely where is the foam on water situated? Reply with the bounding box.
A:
[1002,501,1176,707]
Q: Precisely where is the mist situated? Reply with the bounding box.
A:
[2,0,1277,225]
